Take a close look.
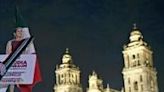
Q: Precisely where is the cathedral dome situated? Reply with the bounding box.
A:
[130,30,142,36]
[129,24,143,42]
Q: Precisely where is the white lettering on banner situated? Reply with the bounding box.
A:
[0,54,36,84]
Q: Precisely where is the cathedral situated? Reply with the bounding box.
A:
[53,24,159,92]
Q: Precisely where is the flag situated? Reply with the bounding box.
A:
[15,6,42,92]
[18,25,42,92]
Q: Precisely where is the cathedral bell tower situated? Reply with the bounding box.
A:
[54,48,83,92]
[122,24,158,92]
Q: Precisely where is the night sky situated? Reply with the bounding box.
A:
[0,0,164,92]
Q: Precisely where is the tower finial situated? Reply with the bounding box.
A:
[65,48,69,54]
[133,23,137,30]
[107,84,110,88]
[92,70,97,76]
[105,83,110,92]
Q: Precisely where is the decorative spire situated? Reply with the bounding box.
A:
[65,48,69,54]
[92,70,97,76]
[133,23,137,30]
[107,84,110,88]
[106,84,110,92]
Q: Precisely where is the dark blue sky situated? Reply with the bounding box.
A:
[0,0,164,92]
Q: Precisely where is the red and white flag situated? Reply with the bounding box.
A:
[15,7,42,92]
[18,27,42,92]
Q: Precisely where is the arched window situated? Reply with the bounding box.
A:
[140,75,143,82]
[141,84,143,91]
[134,81,138,90]
[137,53,140,58]
[132,55,136,59]
[127,55,130,67]
[128,78,130,84]
[138,60,140,65]
[133,60,136,67]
